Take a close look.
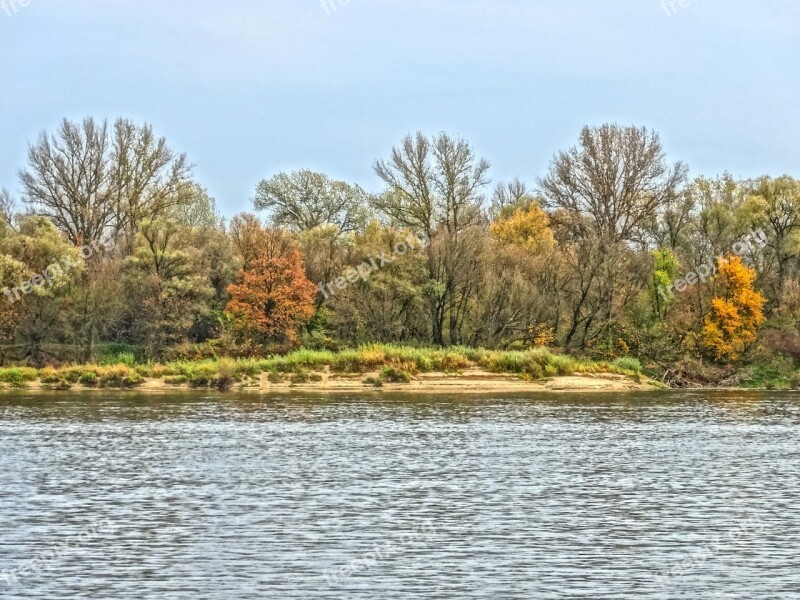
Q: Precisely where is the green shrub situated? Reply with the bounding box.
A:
[741,358,794,389]
[59,367,85,383]
[236,359,261,378]
[550,355,577,375]
[267,371,284,384]
[290,371,311,384]
[613,357,643,373]
[379,366,413,384]
[188,364,218,387]
[79,371,98,386]
[97,344,142,365]
[98,365,144,388]
[215,358,238,390]
[0,368,28,385]
[273,349,336,373]
[164,375,188,385]
[363,376,383,387]
[134,364,155,378]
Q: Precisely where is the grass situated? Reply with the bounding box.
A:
[0,345,648,390]
[0,367,39,387]
[740,358,797,390]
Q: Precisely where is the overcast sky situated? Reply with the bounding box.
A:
[1,0,799,216]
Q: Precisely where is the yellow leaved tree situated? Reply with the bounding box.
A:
[490,203,555,255]
[700,255,766,361]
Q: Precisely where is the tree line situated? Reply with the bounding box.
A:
[2,118,798,381]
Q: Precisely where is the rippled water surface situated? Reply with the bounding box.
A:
[1,390,799,598]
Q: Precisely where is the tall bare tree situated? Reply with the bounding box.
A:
[374,132,490,345]
[541,124,687,244]
[19,117,191,247]
[18,117,191,360]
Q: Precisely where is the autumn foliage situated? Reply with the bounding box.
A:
[490,204,555,254]
[700,255,766,361]
[225,249,316,345]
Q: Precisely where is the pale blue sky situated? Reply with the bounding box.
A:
[1,0,799,216]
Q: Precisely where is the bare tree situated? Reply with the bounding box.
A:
[0,188,17,227]
[229,213,294,271]
[374,132,489,239]
[18,117,190,361]
[373,132,490,344]
[541,124,687,244]
[489,178,537,219]
[19,117,191,247]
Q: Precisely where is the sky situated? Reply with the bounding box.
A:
[1,0,799,217]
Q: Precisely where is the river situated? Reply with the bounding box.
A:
[1,390,798,598]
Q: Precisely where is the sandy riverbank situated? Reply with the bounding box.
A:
[2,368,658,394]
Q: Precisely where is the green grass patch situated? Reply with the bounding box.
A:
[613,357,643,373]
[740,358,795,390]
[0,367,39,386]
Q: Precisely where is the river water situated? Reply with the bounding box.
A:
[0,391,798,598]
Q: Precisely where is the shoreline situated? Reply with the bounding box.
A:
[0,368,659,395]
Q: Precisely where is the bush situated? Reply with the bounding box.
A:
[235,359,261,378]
[164,375,188,386]
[741,358,794,390]
[764,328,800,363]
[431,350,471,373]
[379,366,413,384]
[188,364,218,387]
[38,368,61,384]
[613,357,642,373]
[59,367,85,383]
[79,371,98,386]
[290,371,311,384]
[101,351,137,367]
[550,355,577,375]
[0,367,38,385]
[215,358,238,390]
[97,344,142,365]
[98,365,144,388]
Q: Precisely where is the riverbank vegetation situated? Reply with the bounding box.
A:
[0,345,646,391]
[2,118,800,389]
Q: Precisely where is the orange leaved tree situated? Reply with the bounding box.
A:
[225,249,317,346]
[700,255,766,361]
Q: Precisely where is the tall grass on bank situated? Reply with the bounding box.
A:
[0,344,645,390]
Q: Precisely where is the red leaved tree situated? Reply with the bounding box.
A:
[225,249,316,347]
